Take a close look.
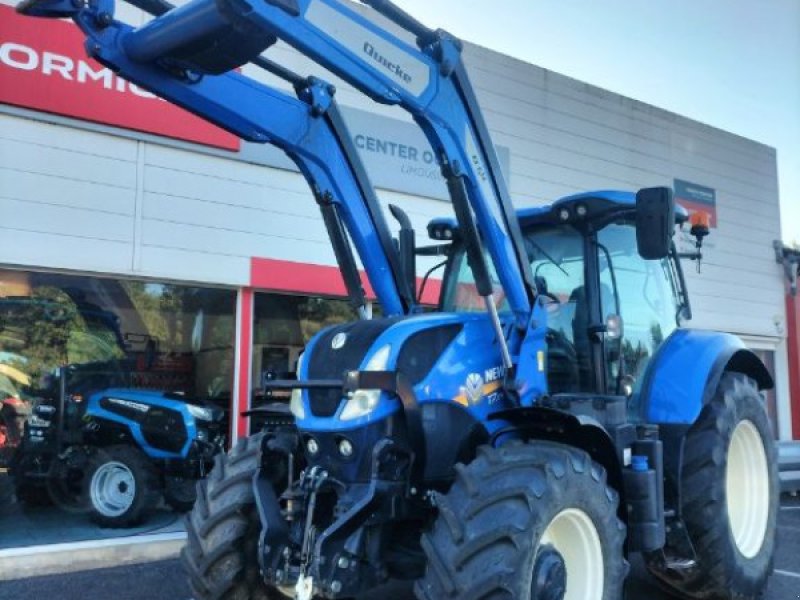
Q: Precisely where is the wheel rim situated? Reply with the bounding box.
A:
[538,508,604,600]
[725,419,770,558]
[90,461,136,517]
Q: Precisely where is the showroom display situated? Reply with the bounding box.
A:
[16,0,780,599]
[11,374,226,526]
[0,275,235,528]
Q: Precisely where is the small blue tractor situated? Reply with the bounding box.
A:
[3,296,226,527]
[18,0,779,597]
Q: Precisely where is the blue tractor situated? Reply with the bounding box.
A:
[4,296,226,527]
[17,0,779,597]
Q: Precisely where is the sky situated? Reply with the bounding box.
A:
[397,0,800,243]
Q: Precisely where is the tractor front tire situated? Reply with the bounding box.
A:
[182,433,286,600]
[415,440,627,600]
[646,373,779,599]
[85,445,160,528]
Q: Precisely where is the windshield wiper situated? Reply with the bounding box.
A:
[527,238,568,277]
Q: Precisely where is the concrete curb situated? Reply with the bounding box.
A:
[0,532,187,580]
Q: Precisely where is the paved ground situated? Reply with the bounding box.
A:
[1,495,798,600]
[0,472,184,550]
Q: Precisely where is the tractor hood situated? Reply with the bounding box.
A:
[299,313,486,421]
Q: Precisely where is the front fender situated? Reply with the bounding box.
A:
[639,329,773,425]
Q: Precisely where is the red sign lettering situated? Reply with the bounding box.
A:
[0,5,240,151]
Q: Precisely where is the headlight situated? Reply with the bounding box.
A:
[290,352,305,419]
[339,344,391,421]
[339,389,381,421]
[187,404,214,421]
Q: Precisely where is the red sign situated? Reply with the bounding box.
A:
[0,5,240,151]
[249,257,442,305]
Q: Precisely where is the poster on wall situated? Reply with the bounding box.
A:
[674,178,717,227]
[0,4,240,151]
[674,178,717,254]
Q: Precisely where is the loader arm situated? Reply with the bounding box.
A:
[17,0,414,317]
[227,0,538,324]
[69,0,536,331]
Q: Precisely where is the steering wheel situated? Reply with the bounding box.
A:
[534,274,560,305]
[537,290,561,305]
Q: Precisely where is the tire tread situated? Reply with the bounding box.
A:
[415,440,626,600]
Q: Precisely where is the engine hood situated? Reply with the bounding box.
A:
[302,313,485,418]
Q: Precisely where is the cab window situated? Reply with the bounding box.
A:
[597,224,679,394]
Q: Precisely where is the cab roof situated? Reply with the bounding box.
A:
[427,190,688,237]
[516,190,688,228]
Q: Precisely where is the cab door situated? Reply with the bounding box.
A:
[595,223,680,397]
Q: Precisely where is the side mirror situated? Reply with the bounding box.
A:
[389,204,417,300]
[635,187,675,259]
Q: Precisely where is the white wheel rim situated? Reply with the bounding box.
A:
[539,508,604,600]
[725,419,770,558]
[90,461,136,517]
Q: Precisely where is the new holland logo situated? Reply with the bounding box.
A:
[464,373,484,405]
[363,42,412,84]
[331,333,347,350]
[454,366,506,407]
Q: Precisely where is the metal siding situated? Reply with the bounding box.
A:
[138,144,335,281]
[0,114,137,273]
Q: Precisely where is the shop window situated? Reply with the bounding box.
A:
[250,293,354,431]
[0,269,235,547]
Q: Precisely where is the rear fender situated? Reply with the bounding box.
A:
[639,329,773,425]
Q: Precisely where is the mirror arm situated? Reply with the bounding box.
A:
[671,243,693,321]
[416,244,452,257]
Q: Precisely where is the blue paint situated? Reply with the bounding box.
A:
[295,312,515,436]
[516,300,549,407]
[212,0,535,325]
[85,388,199,458]
[640,329,746,424]
[517,190,688,227]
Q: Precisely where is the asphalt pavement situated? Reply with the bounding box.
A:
[1,495,798,600]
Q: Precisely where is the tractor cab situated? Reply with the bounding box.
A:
[433,189,700,405]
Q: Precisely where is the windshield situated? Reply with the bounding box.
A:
[441,225,584,314]
[441,245,508,313]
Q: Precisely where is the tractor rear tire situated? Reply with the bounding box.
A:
[181,433,286,600]
[415,440,627,600]
[646,373,779,600]
[85,445,160,528]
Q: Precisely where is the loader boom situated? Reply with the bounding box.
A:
[18,0,415,316]
[114,0,537,329]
